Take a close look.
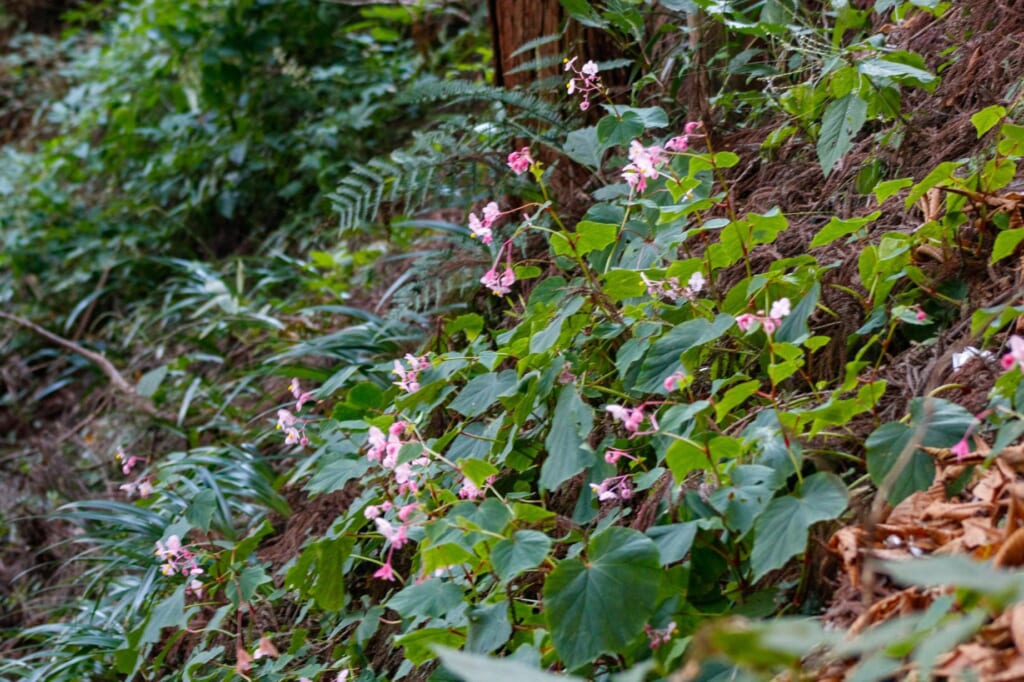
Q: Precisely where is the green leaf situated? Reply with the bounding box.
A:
[905,161,960,209]
[305,455,371,495]
[715,380,760,422]
[635,314,733,393]
[563,126,601,168]
[858,58,935,85]
[596,112,644,151]
[445,313,484,341]
[873,177,913,204]
[575,221,618,255]
[645,522,699,565]
[491,530,552,582]
[185,489,218,531]
[388,579,465,619]
[461,458,499,487]
[141,586,187,644]
[991,228,1024,264]
[137,365,168,398]
[866,398,973,503]
[436,647,582,682]
[559,0,609,28]
[312,538,350,610]
[880,555,1024,598]
[602,105,669,129]
[971,105,1006,138]
[543,527,661,670]
[396,627,465,665]
[540,385,594,491]
[776,283,820,344]
[466,602,513,654]
[809,211,880,248]
[817,93,868,176]
[421,542,475,575]
[665,439,712,482]
[450,370,518,417]
[750,472,848,580]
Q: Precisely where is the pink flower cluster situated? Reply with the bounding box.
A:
[590,474,633,501]
[641,271,705,303]
[277,378,317,446]
[645,621,678,649]
[564,57,601,111]
[393,354,429,393]
[468,201,500,244]
[665,121,703,152]
[116,449,146,475]
[507,147,533,175]
[606,404,658,436]
[155,534,204,595]
[458,474,496,500]
[366,422,430,495]
[289,378,315,410]
[622,140,667,193]
[480,240,517,296]
[276,408,309,447]
[119,478,153,498]
[735,298,791,335]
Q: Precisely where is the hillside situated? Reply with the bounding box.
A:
[4,1,1024,680]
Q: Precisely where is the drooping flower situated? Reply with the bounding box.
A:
[373,559,396,582]
[276,409,298,430]
[604,449,627,464]
[393,354,428,393]
[589,475,633,502]
[481,266,516,296]
[289,378,316,410]
[507,147,533,175]
[1002,335,1024,372]
[605,404,649,434]
[663,369,687,392]
[468,201,501,244]
[645,621,678,649]
[622,140,667,193]
[951,437,971,461]
[735,313,758,332]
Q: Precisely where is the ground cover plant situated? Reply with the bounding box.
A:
[6,0,1024,680]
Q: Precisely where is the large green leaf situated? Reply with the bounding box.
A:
[388,579,465,619]
[540,385,594,491]
[817,93,867,176]
[305,455,371,495]
[866,398,973,504]
[543,526,661,670]
[449,370,518,417]
[491,530,552,582]
[634,314,733,393]
[750,472,848,580]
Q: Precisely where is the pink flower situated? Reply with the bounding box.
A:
[289,379,315,410]
[393,355,428,393]
[468,213,493,244]
[663,369,686,392]
[481,266,516,296]
[665,135,688,152]
[284,427,302,445]
[735,313,758,332]
[366,426,387,462]
[645,621,677,649]
[589,475,633,502]
[276,409,297,430]
[605,405,648,433]
[684,121,702,135]
[951,437,971,461]
[915,308,927,322]
[769,298,791,321]
[364,504,382,519]
[373,560,396,582]
[604,449,627,464]
[507,147,533,175]
[1002,335,1024,371]
[398,503,419,521]
[621,140,667,193]
[253,636,279,660]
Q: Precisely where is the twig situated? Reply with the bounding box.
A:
[0,310,161,417]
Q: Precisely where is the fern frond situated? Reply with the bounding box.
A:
[397,78,565,127]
